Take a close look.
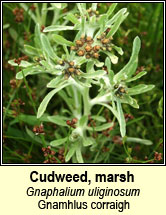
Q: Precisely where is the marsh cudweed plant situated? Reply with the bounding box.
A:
[9,3,155,163]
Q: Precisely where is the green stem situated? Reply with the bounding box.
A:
[34,3,41,25]
[97,106,104,117]
[22,71,37,114]
[3,86,20,126]
[123,138,132,162]
[41,3,48,26]
[4,146,24,159]
[40,134,46,147]
[83,88,91,116]
[51,8,60,25]
[93,141,105,163]
[72,86,81,118]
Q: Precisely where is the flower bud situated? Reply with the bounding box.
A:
[77,50,85,56]
[85,45,92,52]
[69,61,74,66]
[76,40,83,46]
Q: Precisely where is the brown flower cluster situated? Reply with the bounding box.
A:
[33,124,45,135]
[57,148,65,163]
[11,98,25,108]
[66,118,78,128]
[97,32,113,52]
[42,147,65,163]
[10,98,25,117]
[59,60,81,80]
[112,136,123,145]
[124,113,134,122]
[14,55,29,65]
[42,146,57,163]
[30,4,36,11]
[13,8,24,23]
[102,126,114,137]
[10,79,17,88]
[71,35,101,59]
[23,32,31,41]
[154,152,162,161]
[136,66,145,75]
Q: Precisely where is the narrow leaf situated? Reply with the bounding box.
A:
[65,145,77,162]
[126,137,153,145]
[117,99,126,137]
[126,71,147,82]
[8,59,19,66]
[47,76,63,88]
[19,61,32,67]
[112,45,124,55]
[127,84,155,96]
[37,83,70,118]
[98,103,119,120]
[76,145,84,163]
[77,3,85,16]
[102,51,118,64]
[88,122,114,132]
[80,70,106,79]
[44,25,74,32]
[120,95,139,109]
[91,115,106,122]
[24,45,40,56]
[107,11,129,37]
[41,33,57,60]
[107,3,118,17]
[53,34,74,46]
[105,57,111,72]
[114,37,141,82]
[50,137,68,147]
[82,137,94,146]
[65,13,80,24]
[47,115,67,126]
[16,67,43,79]
[34,24,42,48]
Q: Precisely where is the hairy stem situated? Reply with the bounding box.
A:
[72,86,81,119]
[83,88,91,116]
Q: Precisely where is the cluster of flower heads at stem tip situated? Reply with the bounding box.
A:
[66,118,78,128]
[14,55,29,65]
[114,84,128,99]
[58,60,81,80]
[75,7,100,20]
[71,35,100,59]
[33,124,45,135]
[71,30,113,60]
[97,30,113,52]
[42,147,65,163]
[12,7,24,23]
